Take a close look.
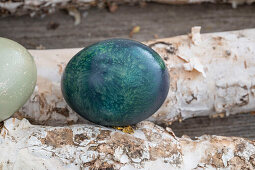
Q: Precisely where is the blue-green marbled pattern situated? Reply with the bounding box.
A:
[61,39,169,126]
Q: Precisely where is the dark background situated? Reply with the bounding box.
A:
[1,3,255,139]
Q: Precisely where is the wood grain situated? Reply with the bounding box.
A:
[170,113,255,139]
[1,4,255,49]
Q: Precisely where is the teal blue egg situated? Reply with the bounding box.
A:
[61,39,169,126]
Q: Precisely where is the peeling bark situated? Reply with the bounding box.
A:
[17,28,255,126]
[0,118,255,169]
[0,0,254,16]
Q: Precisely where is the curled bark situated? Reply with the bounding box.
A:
[0,118,255,169]
[17,28,255,126]
[0,0,254,16]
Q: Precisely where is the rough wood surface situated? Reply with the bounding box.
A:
[1,118,255,169]
[0,0,254,16]
[1,4,255,49]
[1,4,255,139]
[170,113,255,139]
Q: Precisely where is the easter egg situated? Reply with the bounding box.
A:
[61,39,169,126]
[0,38,37,121]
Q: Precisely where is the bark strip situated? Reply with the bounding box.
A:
[17,28,255,126]
[0,0,254,16]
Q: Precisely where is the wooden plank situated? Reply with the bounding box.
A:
[170,113,255,139]
[1,3,255,49]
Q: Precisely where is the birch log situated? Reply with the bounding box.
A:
[0,0,254,16]
[16,28,255,126]
[0,118,255,169]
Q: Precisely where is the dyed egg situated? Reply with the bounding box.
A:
[0,38,37,121]
[61,39,169,126]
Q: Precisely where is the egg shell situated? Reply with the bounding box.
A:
[0,38,37,121]
[61,39,169,126]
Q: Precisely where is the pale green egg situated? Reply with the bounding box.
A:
[0,38,37,121]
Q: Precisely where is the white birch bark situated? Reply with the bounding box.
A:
[16,28,255,126]
[0,0,254,16]
[0,118,255,169]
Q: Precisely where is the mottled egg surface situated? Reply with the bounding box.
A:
[0,38,37,121]
[61,39,169,126]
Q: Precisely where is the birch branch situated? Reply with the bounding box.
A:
[16,28,255,126]
[0,0,254,16]
[0,118,255,169]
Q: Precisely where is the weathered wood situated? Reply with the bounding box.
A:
[170,113,255,139]
[1,4,255,49]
